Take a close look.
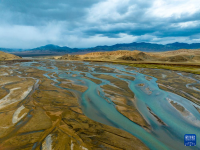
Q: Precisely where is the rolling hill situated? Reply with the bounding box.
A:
[0,51,21,60]
[75,49,200,62]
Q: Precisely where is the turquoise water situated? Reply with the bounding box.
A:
[20,61,200,150]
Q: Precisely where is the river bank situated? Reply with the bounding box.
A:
[0,60,199,150]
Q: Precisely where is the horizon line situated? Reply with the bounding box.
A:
[1,41,200,50]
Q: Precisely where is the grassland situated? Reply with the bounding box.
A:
[121,63,200,75]
[84,59,200,75]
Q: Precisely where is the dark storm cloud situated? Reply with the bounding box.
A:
[0,0,200,48]
[0,0,102,25]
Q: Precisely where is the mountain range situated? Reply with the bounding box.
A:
[1,42,200,57]
[82,42,200,52]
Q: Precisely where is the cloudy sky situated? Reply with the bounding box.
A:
[0,0,200,49]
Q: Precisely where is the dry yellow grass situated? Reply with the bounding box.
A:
[0,51,21,60]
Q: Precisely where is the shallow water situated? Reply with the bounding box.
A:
[20,60,200,150]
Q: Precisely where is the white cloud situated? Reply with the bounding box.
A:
[149,0,200,18]
[0,22,64,48]
[86,0,135,23]
[171,21,200,28]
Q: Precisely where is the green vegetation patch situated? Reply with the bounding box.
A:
[115,63,200,75]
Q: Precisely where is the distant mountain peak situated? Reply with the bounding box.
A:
[1,42,200,57]
[30,44,72,52]
[44,44,59,47]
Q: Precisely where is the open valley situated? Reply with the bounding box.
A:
[0,59,200,150]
